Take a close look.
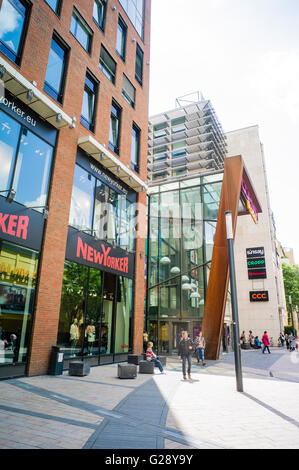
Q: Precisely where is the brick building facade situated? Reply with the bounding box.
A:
[0,0,151,378]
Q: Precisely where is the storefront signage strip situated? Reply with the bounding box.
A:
[241,178,259,224]
[66,227,134,279]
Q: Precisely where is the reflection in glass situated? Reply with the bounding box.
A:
[85,268,102,356]
[203,182,222,220]
[44,37,66,102]
[12,128,53,208]
[0,110,21,192]
[0,0,26,62]
[114,277,133,353]
[57,262,89,359]
[93,0,106,30]
[69,165,95,231]
[0,241,38,364]
[100,272,114,354]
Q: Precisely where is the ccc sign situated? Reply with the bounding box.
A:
[249,291,269,302]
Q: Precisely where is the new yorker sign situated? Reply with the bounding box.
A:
[0,196,45,251]
[66,227,134,279]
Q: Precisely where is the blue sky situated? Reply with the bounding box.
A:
[149,0,299,263]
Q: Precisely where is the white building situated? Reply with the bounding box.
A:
[226,126,287,344]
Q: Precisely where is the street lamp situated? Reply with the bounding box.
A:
[289,295,295,335]
[225,210,243,393]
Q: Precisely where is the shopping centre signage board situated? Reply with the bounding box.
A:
[249,291,269,302]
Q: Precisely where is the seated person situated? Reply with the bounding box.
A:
[254,336,261,349]
[146,342,165,374]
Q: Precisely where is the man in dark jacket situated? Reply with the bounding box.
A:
[178,331,195,380]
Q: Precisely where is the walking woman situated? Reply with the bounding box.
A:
[262,331,271,354]
[178,331,195,380]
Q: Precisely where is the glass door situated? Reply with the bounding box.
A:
[99,272,115,355]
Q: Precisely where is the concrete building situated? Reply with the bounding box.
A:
[0,0,151,379]
[282,247,296,266]
[226,126,287,344]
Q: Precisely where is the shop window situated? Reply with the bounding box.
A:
[69,165,95,232]
[93,0,106,31]
[70,8,93,54]
[0,110,21,193]
[0,110,54,211]
[81,71,98,132]
[0,241,39,365]
[0,0,31,65]
[116,15,127,60]
[45,0,61,15]
[114,277,133,354]
[109,100,121,155]
[99,45,116,84]
[44,34,69,103]
[122,75,135,108]
[12,128,53,208]
[131,123,140,172]
[135,43,143,85]
[119,0,144,40]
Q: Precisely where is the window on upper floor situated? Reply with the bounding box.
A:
[93,0,107,31]
[0,0,31,65]
[131,123,140,173]
[135,43,143,85]
[119,0,144,40]
[70,8,93,54]
[109,100,121,155]
[45,0,62,15]
[116,15,127,61]
[122,74,135,108]
[44,34,69,103]
[99,45,116,84]
[81,71,98,133]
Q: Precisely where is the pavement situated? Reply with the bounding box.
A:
[1,347,299,450]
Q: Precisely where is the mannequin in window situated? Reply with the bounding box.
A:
[70,318,79,356]
[85,322,96,355]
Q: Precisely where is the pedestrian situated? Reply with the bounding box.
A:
[262,331,271,354]
[178,331,195,380]
[279,332,285,347]
[240,330,246,345]
[288,333,296,351]
[143,331,148,352]
[248,330,254,348]
[285,333,289,350]
[146,342,165,374]
[177,328,184,345]
[194,331,206,365]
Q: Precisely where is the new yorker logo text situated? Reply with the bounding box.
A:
[0,96,37,127]
[0,213,29,240]
[76,236,129,274]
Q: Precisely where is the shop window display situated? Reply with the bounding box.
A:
[0,241,38,365]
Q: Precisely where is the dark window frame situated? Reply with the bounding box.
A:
[0,0,32,66]
[99,44,117,85]
[122,74,136,109]
[43,32,69,104]
[44,0,62,16]
[135,43,144,86]
[93,0,107,32]
[70,7,93,54]
[131,122,140,173]
[80,70,99,133]
[116,14,127,61]
[109,99,122,156]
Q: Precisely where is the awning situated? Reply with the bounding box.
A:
[0,57,75,129]
[78,135,147,193]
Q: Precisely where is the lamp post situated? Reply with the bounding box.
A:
[225,210,243,392]
[289,296,295,335]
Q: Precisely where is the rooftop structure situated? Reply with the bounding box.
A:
[148,94,227,184]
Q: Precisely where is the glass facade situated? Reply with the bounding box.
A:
[69,162,136,251]
[119,0,144,39]
[57,262,133,359]
[146,174,223,354]
[0,241,39,365]
[0,109,54,211]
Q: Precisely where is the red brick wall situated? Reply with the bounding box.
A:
[0,0,151,375]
